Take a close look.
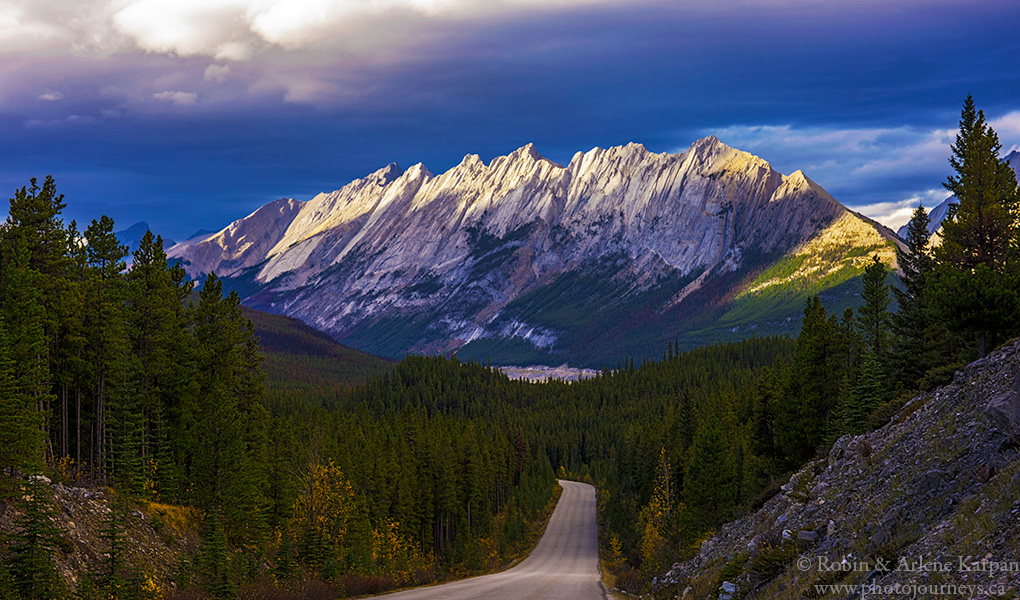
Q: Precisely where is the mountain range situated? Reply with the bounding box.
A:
[167,136,903,366]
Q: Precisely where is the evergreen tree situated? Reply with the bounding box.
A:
[682,414,736,533]
[0,244,51,476]
[940,95,1020,272]
[83,216,131,482]
[5,478,64,599]
[126,231,187,498]
[843,352,881,435]
[86,494,140,600]
[932,96,1020,357]
[856,255,892,357]
[890,205,939,388]
[188,274,269,546]
[776,296,842,467]
[199,511,235,599]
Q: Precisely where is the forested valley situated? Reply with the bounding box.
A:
[2,96,1019,599]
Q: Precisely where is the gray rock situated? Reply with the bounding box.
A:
[827,520,836,537]
[798,530,819,546]
[747,536,761,556]
[985,391,1020,441]
[719,581,738,600]
[915,469,945,498]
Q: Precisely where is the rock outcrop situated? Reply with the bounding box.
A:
[0,479,201,593]
[658,338,1020,600]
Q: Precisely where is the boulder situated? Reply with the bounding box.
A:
[719,581,738,600]
[984,391,1020,441]
[797,530,819,546]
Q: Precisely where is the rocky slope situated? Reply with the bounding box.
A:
[169,137,901,365]
[0,478,201,594]
[657,337,1020,600]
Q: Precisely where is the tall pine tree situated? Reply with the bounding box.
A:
[932,96,1020,357]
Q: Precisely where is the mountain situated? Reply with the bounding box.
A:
[115,221,175,255]
[168,136,902,366]
[895,195,955,239]
[656,336,1020,599]
[186,228,216,240]
[242,305,394,404]
[896,149,1020,240]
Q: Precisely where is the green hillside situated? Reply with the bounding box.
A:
[241,306,395,406]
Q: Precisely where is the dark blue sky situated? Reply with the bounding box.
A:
[2,0,1019,240]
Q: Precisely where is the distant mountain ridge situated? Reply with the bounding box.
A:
[168,136,902,366]
[115,221,175,256]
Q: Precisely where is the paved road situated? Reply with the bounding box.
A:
[374,480,603,600]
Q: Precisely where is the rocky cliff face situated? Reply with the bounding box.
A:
[657,337,1020,600]
[168,137,900,365]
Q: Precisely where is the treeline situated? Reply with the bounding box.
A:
[0,181,556,599]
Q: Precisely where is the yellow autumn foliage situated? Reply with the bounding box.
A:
[289,459,355,559]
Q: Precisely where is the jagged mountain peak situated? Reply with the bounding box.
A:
[686,134,732,161]
[170,135,899,364]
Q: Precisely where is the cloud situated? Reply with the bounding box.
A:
[204,64,231,82]
[113,0,257,59]
[38,89,65,101]
[153,90,198,105]
[1,0,611,61]
[854,188,951,231]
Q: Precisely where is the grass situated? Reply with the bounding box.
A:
[145,501,203,540]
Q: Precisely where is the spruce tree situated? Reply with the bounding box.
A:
[843,353,881,435]
[682,414,736,533]
[890,205,939,388]
[84,216,131,483]
[0,243,51,476]
[776,296,842,467]
[857,255,892,357]
[5,478,64,599]
[932,96,1020,357]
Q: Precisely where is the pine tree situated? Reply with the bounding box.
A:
[88,494,140,600]
[843,353,881,435]
[932,96,1020,357]
[776,296,842,467]
[890,205,939,389]
[682,414,736,533]
[199,511,235,599]
[83,216,131,483]
[0,243,51,476]
[1,176,72,465]
[126,231,185,498]
[5,478,64,599]
[857,255,892,357]
[187,274,269,547]
[940,95,1020,272]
